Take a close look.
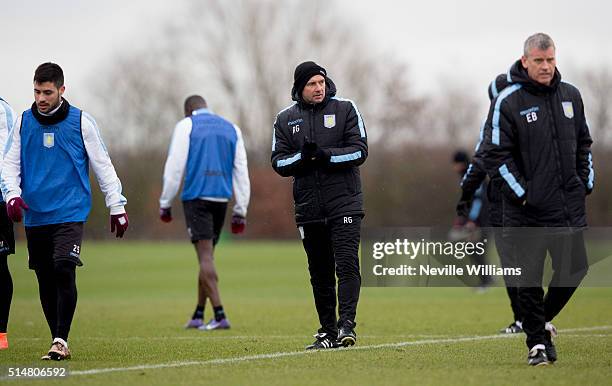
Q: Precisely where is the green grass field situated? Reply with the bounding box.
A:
[1,240,611,385]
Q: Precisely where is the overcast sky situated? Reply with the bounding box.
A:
[2,0,611,113]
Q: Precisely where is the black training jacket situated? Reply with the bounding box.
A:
[271,78,368,225]
[483,61,594,227]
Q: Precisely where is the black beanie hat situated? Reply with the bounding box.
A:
[292,61,327,99]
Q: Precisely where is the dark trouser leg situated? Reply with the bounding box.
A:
[0,255,12,332]
[506,287,522,322]
[544,231,589,322]
[329,216,362,326]
[518,286,547,348]
[514,232,547,349]
[495,229,522,321]
[35,266,58,339]
[54,261,77,341]
[302,223,337,337]
[544,287,578,323]
[0,202,14,334]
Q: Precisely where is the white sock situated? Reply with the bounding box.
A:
[53,337,68,348]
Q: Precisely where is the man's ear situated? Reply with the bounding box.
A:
[521,55,528,69]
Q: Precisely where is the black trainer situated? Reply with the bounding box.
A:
[500,321,523,334]
[337,321,357,347]
[305,332,340,350]
[527,345,550,366]
[545,330,557,362]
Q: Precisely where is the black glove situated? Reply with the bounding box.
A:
[302,140,318,162]
[455,191,473,218]
[301,138,330,165]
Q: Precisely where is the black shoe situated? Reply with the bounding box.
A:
[305,332,340,350]
[337,321,357,347]
[545,331,557,362]
[500,321,523,334]
[527,345,550,366]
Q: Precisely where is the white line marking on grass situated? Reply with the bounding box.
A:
[69,325,612,376]
[13,334,452,342]
[12,335,306,341]
[560,326,612,333]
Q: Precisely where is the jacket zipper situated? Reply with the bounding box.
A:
[547,97,571,226]
[310,106,327,223]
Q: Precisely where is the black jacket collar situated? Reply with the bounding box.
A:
[508,60,561,96]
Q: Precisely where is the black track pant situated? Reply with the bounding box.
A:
[35,261,78,341]
[0,255,12,332]
[494,229,522,322]
[513,231,588,349]
[26,222,83,342]
[0,202,15,333]
[301,216,361,338]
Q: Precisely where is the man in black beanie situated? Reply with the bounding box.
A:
[272,61,368,350]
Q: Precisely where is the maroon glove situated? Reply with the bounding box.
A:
[6,197,29,223]
[159,207,172,223]
[231,214,246,234]
[110,212,129,238]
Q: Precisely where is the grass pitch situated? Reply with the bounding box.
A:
[1,240,611,385]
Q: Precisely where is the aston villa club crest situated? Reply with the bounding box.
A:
[324,114,336,128]
[43,132,55,148]
[562,101,574,119]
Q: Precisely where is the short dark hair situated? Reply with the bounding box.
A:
[184,95,207,117]
[34,62,64,88]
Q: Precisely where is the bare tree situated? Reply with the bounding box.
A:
[579,66,612,145]
[85,25,191,152]
[87,0,428,161]
[417,79,482,147]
